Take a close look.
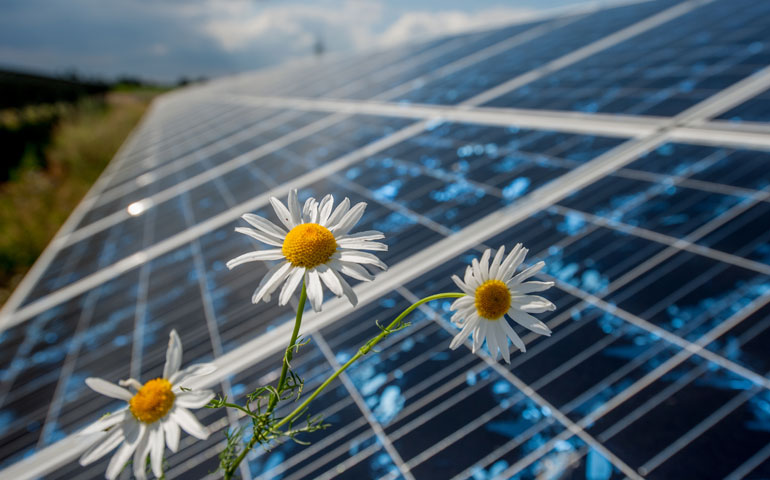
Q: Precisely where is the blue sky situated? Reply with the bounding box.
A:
[0,0,587,83]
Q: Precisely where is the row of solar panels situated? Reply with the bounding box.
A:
[2,0,770,478]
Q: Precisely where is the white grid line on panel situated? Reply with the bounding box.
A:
[551,276,770,390]
[54,112,348,249]
[547,205,770,276]
[92,107,297,209]
[725,442,770,480]
[639,379,762,474]
[93,105,276,206]
[313,332,417,480]
[218,93,663,138]
[462,0,712,107]
[424,299,645,480]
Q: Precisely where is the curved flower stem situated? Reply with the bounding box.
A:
[224,281,308,480]
[273,292,464,431]
[269,280,308,412]
[224,291,463,479]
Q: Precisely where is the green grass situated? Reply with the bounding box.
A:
[0,91,158,305]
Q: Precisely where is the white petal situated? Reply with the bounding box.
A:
[233,227,284,247]
[500,244,527,281]
[508,309,552,336]
[306,269,324,312]
[514,281,555,294]
[118,378,143,391]
[326,197,350,227]
[242,213,287,237]
[331,201,366,236]
[269,196,294,230]
[329,259,374,282]
[332,269,358,306]
[511,261,545,284]
[106,421,143,480]
[226,249,285,269]
[464,265,475,286]
[497,323,512,364]
[478,249,491,282]
[471,258,483,284]
[473,321,486,353]
[335,230,384,242]
[316,264,343,296]
[170,363,216,385]
[486,325,500,361]
[451,275,474,296]
[318,194,334,226]
[450,318,476,350]
[336,239,388,251]
[132,426,151,480]
[171,407,209,440]
[450,296,473,311]
[85,378,133,402]
[309,198,320,223]
[287,189,302,226]
[489,246,506,280]
[302,197,317,223]
[501,319,527,352]
[176,390,216,409]
[79,427,124,465]
[150,424,165,478]
[163,330,183,380]
[163,418,181,453]
[79,409,128,435]
[252,261,292,304]
[278,266,304,306]
[517,298,556,313]
[336,250,387,270]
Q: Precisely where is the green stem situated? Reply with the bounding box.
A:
[273,292,463,430]
[269,281,307,412]
[224,281,308,480]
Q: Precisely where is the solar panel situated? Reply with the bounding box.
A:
[2,0,770,478]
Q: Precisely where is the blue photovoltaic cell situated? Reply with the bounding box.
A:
[393,0,681,106]
[487,0,770,115]
[717,86,770,123]
[336,19,548,101]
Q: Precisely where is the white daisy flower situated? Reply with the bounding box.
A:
[78,330,216,480]
[226,189,387,312]
[449,244,556,363]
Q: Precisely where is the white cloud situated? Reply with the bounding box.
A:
[201,0,384,54]
[199,1,537,59]
[378,7,538,47]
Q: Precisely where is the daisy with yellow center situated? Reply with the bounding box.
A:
[78,330,216,480]
[226,189,387,312]
[449,244,556,363]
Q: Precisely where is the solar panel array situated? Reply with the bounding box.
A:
[2,0,770,478]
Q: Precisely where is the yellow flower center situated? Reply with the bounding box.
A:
[129,378,175,424]
[475,280,511,320]
[282,223,337,268]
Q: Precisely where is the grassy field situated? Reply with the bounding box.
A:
[0,90,159,305]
